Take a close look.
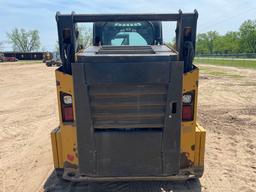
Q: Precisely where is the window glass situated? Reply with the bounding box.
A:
[111,32,148,45]
[102,22,154,46]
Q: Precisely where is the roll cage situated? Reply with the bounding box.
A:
[56,11,198,74]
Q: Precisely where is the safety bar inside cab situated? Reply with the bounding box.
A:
[56,10,198,74]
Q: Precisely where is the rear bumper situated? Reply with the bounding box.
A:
[61,166,204,182]
[51,124,206,181]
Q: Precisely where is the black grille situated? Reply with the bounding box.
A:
[89,84,167,129]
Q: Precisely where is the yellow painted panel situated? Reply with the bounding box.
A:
[182,67,199,124]
[55,69,78,166]
[56,128,64,168]
[60,124,78,165]
[51,128,59,168]
[182,68,199,92]
[194,126,201,166]
[180,68,199,164]
[55,69,76,124]
[194,124,206,167]
[55,69,73,94]
[198,124,206,166]
[180,126,195,162]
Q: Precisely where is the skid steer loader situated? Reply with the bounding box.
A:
[51,10,206,182]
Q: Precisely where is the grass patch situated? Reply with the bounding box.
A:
[194,58,256,69]
[16,60,43,64]
[208,71,242,78]
[0,60,43,65]
[198,66,243,78]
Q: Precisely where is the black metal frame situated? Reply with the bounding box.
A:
[56,10,198,74]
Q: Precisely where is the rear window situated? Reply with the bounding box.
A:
[101,22,154,46]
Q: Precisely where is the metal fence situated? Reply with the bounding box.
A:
[194,53,256,68]
[196,53,256,59]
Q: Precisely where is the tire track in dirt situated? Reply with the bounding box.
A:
[198,65,256,192]
[0,63,59,192]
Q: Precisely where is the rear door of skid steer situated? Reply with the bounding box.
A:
[72,49,183,177]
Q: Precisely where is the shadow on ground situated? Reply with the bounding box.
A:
[43,170,201,192]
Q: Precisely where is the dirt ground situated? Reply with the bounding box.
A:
[0,61,255,192]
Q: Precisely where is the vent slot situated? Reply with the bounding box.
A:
[89,84,167,129]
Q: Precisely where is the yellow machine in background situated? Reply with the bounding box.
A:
[43,52,53,63]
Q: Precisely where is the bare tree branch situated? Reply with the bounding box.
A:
[77,25,93,48]
[0,41,4,51]
[7,28,40,52]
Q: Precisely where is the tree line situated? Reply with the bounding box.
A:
[196,19,256,54]
[0,26,92,52]
[0,28,41,52]
[6,28,41,52]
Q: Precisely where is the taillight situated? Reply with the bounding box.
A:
[182,92,194,121]
[61,92,74,122]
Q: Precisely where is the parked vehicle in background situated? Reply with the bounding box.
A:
[45,52,62,67]
[0,53,18,62]
[4,57,18,62]
[43,52,53,63]
[0,53,3,62]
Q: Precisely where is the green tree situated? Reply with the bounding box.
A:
[239,20,256,53]
[213,32,240,54]
[54,26,93,53]
[166,37,176,49]
[196,34,209,54]
[7,28,40,52]
[196,31,219,54]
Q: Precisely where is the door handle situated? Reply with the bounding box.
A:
[169,102,177,118]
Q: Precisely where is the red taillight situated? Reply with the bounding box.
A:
[182,105,193,121]
[61,92,74,122]
[182,92,194,121]
[62,106,74,121]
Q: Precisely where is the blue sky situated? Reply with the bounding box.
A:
[0,0,255,51]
